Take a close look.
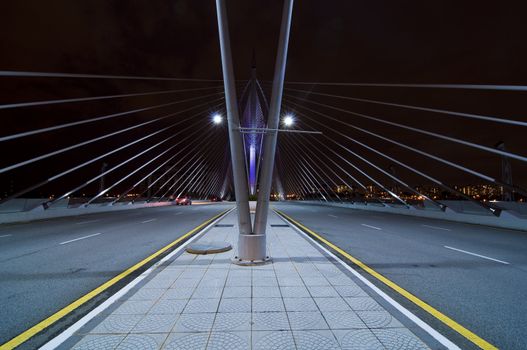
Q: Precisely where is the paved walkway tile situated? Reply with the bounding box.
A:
[62,211,432,349]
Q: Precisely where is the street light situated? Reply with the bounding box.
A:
[283,114,294,127]
[212,113,223,124]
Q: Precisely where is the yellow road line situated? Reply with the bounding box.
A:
[0,209,230,350]
[275,209,498,350]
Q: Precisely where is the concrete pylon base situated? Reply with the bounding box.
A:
[232,233,271,266]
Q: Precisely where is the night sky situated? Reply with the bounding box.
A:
[1,0,526,198]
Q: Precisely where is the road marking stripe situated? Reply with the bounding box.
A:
[444,246,509,265]
[422,224,451,231]
[361,223,381,230]
[328,214,338,218]
[75,219,100,225]
[275,209,497,350]
[0,209,231,350]
[175,212,183,216]
[0,234,12,238]
[59,233,102,245]
[140,218,157,224]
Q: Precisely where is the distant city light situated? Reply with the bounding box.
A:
[283,114,294,127]
[212,113,223,124]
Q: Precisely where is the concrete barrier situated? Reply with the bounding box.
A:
[0,199,225,224]
[297,200,527,232]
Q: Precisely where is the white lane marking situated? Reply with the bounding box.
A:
[75,219,100,225]
[0,234,12,238]
[361,224,381,230]
[282,216,461,350]
[328,214,338,218]
[140,218,157,224]
[60,233,102,245]
[422,224,451,231]
[175,212,183,216]
[444,246,510,265]
[41,207,235,350]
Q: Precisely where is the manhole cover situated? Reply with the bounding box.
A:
[270,224,289,227]
[215,224,234,227]
[186,241,232,254]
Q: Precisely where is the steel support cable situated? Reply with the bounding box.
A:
[286,98,527,198]
[286,94,527,162]
[291,132,365,203]
[171,162,209,201]
[281,81,527,92]
[187,153,225,198]
[280,135,342,202]
[278,153,306,199]
[276,153,306,200]
[281,160,308,200]
[148,151,205,201]
[282,135,347,202]
[209,176,224,199]
[201,156,228,198]
[0,86,223,111]
[275,144,310,200]
[168,134,228,198]
[152,156,205,202]
[0,98,224,174]
[209,169,226,198]
[283,141,331,202]
[136,132,217,200]
[290,105,502,214]
[293,114,444,210]
[285,87,527,127]
[185,139,228,197]
[291,133,386,206]
[199,170,218,199]
[282,103,442,208]
[86,132,201,206]
[46,118,206,208]
[0,103,222,205]
[114,128,217,204]
[307,134,400,206]
[277,142,313,199]
[0,92,224,142]
[279,140,327,201]
[154,136,225,201]
[0,70,225,82]
[280,108,396,206]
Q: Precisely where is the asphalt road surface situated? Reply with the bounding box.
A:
[0,203,231,346]
[274,202,527,350]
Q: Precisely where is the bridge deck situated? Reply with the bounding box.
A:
[56,210,434,350]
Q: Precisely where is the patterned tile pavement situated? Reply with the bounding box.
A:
[61,211,431,350]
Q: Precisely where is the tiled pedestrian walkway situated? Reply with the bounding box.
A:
[59,210,432,349]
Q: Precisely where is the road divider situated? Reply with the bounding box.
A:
[0,208,232,350]
[361,223,381,230]
[59,232,102,245]
[422,224,451,231]
[275,209,498,350]
[75,219,101,225]
[444,245,509,265]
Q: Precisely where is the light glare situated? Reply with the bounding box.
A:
[212,113,223,124]
[283,114,294,126]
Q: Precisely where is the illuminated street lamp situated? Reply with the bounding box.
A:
[212,113,223,124]
[283,114,294,127]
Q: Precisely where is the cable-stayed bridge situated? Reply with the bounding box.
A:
[1,1,526,350]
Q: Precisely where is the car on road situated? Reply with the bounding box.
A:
[175,196,192,205]
[209,195,222,202]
